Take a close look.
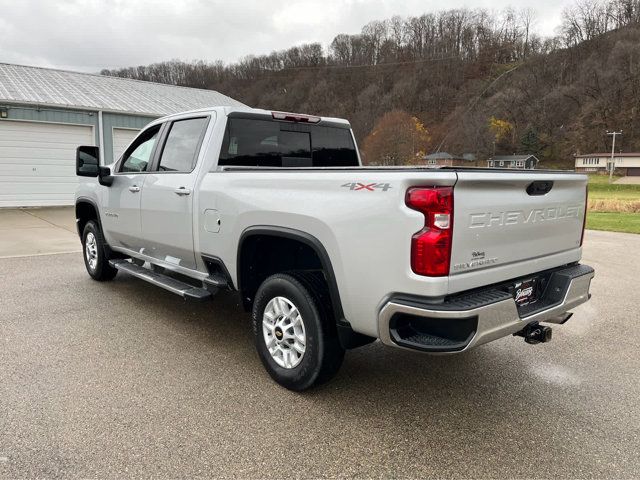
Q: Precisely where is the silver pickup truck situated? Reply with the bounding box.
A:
[75,106,594,390]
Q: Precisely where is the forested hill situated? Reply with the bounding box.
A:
[102,0,640,167]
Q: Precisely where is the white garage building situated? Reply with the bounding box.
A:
[0,63,244,207]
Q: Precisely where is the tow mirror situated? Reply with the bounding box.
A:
[76,146,99,177]
[76,146,113,186]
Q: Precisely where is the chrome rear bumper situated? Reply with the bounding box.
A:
[378,264,594,353]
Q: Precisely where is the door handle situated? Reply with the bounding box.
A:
[174,187,191,196]
[129,185,140,193]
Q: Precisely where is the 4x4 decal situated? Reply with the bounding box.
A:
[341,182,392,191]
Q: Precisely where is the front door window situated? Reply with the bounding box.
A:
[119,126,161,173]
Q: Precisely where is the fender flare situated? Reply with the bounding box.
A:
[75,197,103,238]
[75,197,119,259]
[237,226,376,349]
[237,226,345,322]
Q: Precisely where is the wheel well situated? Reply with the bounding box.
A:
[75,201,98,238]
[238,234,329,312]
[237,230,376,350]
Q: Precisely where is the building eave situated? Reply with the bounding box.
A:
[0,99,164,117]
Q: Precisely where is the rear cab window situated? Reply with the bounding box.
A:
[218,116,359,168]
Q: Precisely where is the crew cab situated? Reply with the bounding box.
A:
[74,106,594,390]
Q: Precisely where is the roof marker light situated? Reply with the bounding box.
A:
[271,111,321,123]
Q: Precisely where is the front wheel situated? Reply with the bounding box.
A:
[82,220,117,281]
[252,273,344,391]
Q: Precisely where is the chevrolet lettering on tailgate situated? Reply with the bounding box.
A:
[469,204,582,229]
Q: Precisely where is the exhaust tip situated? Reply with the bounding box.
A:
[543,312,573,325]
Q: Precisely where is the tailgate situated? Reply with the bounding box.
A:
[450,171,587,277]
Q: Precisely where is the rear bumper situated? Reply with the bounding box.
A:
[378,263,594,353]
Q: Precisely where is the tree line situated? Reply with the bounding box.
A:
[102,0,640,166]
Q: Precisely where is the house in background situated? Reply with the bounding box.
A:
[424,152,476,167]
[574,153,640,176]
[487,154,538,169]
[0,62,245,207]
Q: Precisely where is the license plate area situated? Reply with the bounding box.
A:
[501,273,551,313]
[511,278,539,307]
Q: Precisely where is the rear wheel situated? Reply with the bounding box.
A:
[82,220,117,281]
[252,272,344,391]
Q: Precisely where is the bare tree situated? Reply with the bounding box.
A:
[100,0,640,167]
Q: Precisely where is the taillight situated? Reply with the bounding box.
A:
[406,187,454,276]
[580,185,588,246]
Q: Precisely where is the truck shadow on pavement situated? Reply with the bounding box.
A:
[108,271,553,410]
[105,273,602,477]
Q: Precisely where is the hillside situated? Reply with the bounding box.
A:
[102,1,640,167]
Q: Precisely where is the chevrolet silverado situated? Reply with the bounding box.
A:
[74,107,594,390]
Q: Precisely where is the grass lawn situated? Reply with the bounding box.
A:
[586,175,640,234]
[586,212,640,234]
[587,174,640,200]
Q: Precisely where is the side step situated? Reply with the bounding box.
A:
[109,259,212,301]
[203,273,230,289]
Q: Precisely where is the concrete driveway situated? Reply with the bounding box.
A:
[614,176,640,184]
[0,229,639,478]
[0,207,79,258]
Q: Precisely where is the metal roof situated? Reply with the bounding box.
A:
[424,152,476,161]
[0,63,246,116]
[575,152,640,157]
[491,155,538,161]
[425,152,456,160]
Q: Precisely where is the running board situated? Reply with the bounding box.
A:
[203,273,230,289]
[109,259,212,301]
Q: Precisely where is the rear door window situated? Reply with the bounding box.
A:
[156,117,209,172]
[218,118,358,167]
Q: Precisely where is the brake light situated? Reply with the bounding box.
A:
[406,187,454,276]
[271,111,321,123]
[580,185,588,246]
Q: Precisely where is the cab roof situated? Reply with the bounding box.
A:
[152,106,351,128]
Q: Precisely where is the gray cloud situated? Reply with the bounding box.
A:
[0,0,571,72]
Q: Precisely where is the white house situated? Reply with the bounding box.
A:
[574,153,640,176]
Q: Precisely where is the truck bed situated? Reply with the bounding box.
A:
[220,165,579,174]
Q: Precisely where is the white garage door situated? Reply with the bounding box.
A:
[0,120,94,207]
[112,128,140,163]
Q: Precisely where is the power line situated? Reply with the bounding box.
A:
[227,50,523,84]
[434,63,522,153]
[257,54,464,72]
[225,54,468,82]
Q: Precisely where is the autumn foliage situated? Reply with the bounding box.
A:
[361,111,430,165]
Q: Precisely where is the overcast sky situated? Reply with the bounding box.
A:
[0,0,574,73]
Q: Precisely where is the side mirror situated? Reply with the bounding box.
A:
[76,146,100,177]
[98,166,114,186]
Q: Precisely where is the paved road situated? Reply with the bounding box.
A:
[1,230,638,478]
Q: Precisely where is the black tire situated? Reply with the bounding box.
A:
[252,272,345,391]
[82,220,118,281]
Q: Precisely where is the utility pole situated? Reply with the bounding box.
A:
[607,131,622,183]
